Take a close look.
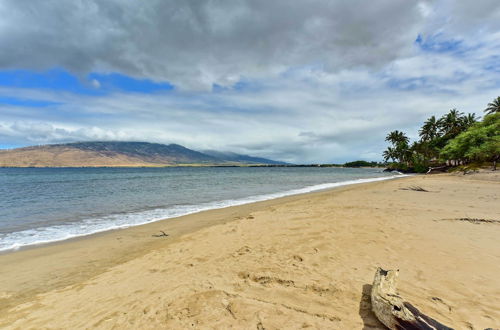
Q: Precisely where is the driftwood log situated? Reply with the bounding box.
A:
[371,268,453,330]
[426,166,449,174]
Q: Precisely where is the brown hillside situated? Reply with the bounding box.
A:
[0,141,284,167]
[0,146,167,167]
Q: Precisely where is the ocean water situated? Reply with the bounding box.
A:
[0,167,404,252]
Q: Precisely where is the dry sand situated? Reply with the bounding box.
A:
[0,172,499,329]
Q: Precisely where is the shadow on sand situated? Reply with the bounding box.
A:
[358,284,386,330]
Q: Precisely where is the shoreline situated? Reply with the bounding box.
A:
[0,164,382,168]
[1,172,499,328]
[0,173,407,253]
[0,177,411,313]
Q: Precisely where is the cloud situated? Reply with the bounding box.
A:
[425,0,500,35]
[1,62,497,163]
[0,121,122,145]
[0,1,499,162]
[91,79,100,89]
[0,0,425,90]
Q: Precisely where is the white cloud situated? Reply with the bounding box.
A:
[1,62,497,163]
[91,79,100,89]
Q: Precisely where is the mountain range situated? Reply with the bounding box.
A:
[0,141,286,167]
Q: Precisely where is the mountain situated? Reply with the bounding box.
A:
[0,141,284,167]
[203,150,288,165]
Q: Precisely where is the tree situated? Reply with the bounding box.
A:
[397,141,412,165]
[385,130,410,165]
[385,130,409,145]
[437,108,464,137]
[382,98,499,172]
[484,96,500,115]
[419,116,439,142]
[344,160,379,167]
[441,113,500,170]
[461,113,480,129]
[383,147,397,162]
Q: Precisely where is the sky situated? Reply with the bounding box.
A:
[0,1,499,163]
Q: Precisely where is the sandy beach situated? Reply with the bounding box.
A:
[1,172,499,329]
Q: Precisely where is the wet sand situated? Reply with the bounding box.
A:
[1,172,499,329]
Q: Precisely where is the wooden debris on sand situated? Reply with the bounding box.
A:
[370,268,452,330]
[426,166,449,174]
[152,230,169,237]
[400,185,430,192]
[446,217,499,225]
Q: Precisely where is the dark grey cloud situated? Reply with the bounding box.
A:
[0,0,424,89]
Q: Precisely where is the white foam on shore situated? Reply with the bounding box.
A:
[0,174,409,252]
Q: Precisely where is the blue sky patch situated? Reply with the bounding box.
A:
[88,73,174,93]
[0,68,174,95]
[385,76,460,95]
[0,96,61,107]
[415,34,464,54]
[212,79,260,93]
[0,68,102,95]
[0,144,20,150]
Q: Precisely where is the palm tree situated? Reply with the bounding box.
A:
[419,116,439,142]
[385,130,409,145]
[382,147,397,162]
[461,113,479,129]
[484,96,500,115]
[437,108,464,137]
[396,141,412,165]
[384,130,410,164]
[383,143,410,164]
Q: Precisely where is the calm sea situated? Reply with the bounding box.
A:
[0,167,403,251]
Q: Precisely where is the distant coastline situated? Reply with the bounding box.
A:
[0,164,382,168]
[0,141,383,168]
[0,141,287,167]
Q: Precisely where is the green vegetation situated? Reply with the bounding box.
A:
[383,96,500,173]
[441,113,499,170]
[343,160,382,168]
